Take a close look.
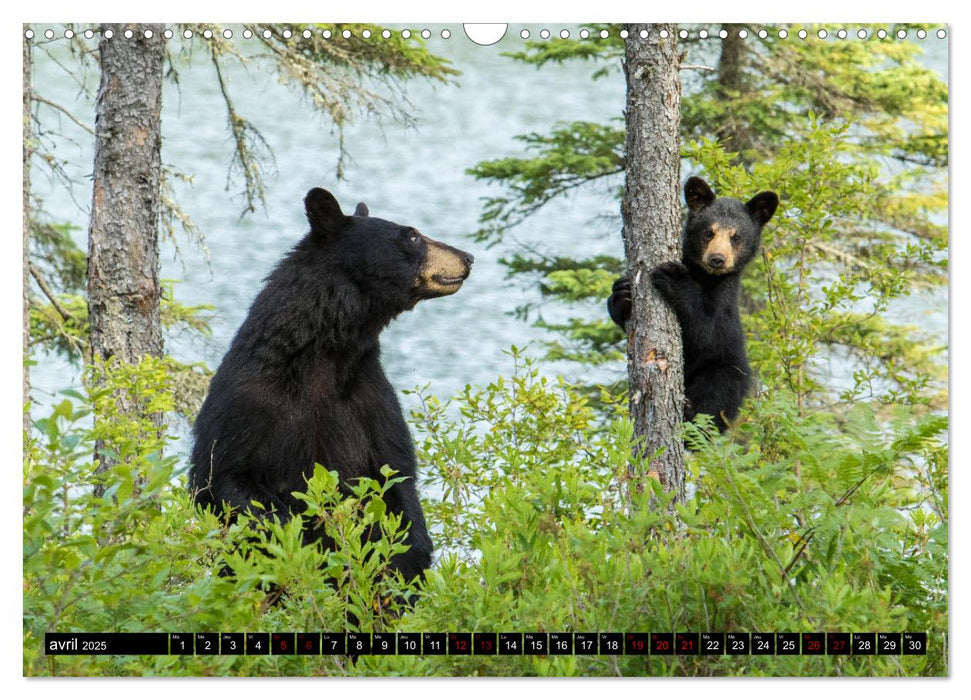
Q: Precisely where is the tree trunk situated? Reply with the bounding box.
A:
[87,24,166,476]
[717,24,754,157]
[23,33,32,435]
[718,24,745,95]
[621,24,685,503]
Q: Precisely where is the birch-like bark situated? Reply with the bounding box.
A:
[621,24,686,503]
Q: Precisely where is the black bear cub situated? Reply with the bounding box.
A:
[190,188,474,583]
[608,177,778,431]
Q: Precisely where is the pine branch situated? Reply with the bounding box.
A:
[29,263,74,322]
[32,95,95,135]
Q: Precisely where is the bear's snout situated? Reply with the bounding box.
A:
[700,223,737,273]
[417,237,475,298]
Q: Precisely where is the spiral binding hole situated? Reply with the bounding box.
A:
[21,25,950,44]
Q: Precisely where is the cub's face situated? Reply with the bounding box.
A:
[682,177,778,276]
[686,200,761,275]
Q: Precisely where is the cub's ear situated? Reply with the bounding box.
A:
[304,188,347,234]
[746,191,779,226]
[684,177,716,212]
[353,202,369,217]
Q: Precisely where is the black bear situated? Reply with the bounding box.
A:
[189,188,474,584]
[607,177,778,431]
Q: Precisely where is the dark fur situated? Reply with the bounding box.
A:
[190,188,473,583]
[608,177,778,431]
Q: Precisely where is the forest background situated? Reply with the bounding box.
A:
[17,16,947,675]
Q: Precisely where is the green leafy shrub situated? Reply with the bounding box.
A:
[24,358,419,677]
[366,352,946,676]
[23,353,946,676]
[684,121,947,414]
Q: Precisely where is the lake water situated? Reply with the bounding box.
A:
[28,25,948,467]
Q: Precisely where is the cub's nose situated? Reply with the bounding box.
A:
[707,254,725,269]
[463,252,475,267]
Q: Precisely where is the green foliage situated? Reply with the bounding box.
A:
[469,120,624,245]
[24,353,946,676]
[467,25,947,395]
[383,353,947,676]
[29,220,86,293]
[28,280,214,416]
[283,24,459,84]
[503,25,623,74]
[684,124,946,411]
[29,292,88,361]
[693,24,948,166]
[504,24,946,165]
[498,254,627,365]
[194,23,457,206]
[24,25,948,679]
[472,118,947,412]
[24,359,421,677]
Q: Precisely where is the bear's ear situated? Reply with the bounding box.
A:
[353,202,369,217]
[304,188,347,235]
[684,177,716,212]
[746,191,779,226]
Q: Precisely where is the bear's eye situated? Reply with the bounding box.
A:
[704,229,715,241]
[731,234,740,243]
[406,229,421,244]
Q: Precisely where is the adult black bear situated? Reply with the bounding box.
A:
[607,177,778,431]
[189,188,474,583]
